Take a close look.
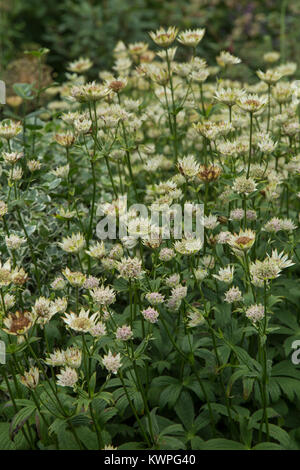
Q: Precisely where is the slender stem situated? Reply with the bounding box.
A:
[247,112,253,178]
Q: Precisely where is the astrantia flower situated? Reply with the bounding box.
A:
[171,285,187,301]
[5,234,26,250]
[272,82,293,104]
[167,285,187,311]
[159,247,175,262]
[128,41,148,57]
[45,349,66,367]
[0,201,8,218]
[83,276,100,290]
[216,231,231,244]
[213,265,234,283]
[233,176,257,195]
[64,347,82,369]
[57,367,78,388]
[275,62,297,76]
[142,231,162,249]
[53,297,68,314]
[71,82,110,102]
[280,219,297,231]
[174,238,203,255]
[282,121,300,137]
[27,160,42,172]
[202,255,215,269]
[3,311,32,336]
[54,132,75,148]
[4,293,15,310]
[228,229,256,252]
[263,52,280,63]
[224,286,243,303]
[51,277,66,290]
[263,217,283,233]
[149,27,179,47]
[102,351,122,374]
[268,249,294,270]
[74,117,92,135]
[256,69,284,84]
[229,209,244,221]
[2,151,23,165]
[177,28,205,47]
[89,321,107,338]
[11,266,28,286]
[0,259,12,286]
[62,267,86,287]
[187,308,205,327]
[52,164,70,179]
[115,325,133,341]
[10,166,23,181]
[197,165,222,182]
[63,309,98,333]
[109,244,123,260]
[214,87,245,106]
[32,297,58,325]
[0,120,22,139]
[177,155,200,179]
[193,121,219,140]
[127,216,152,239]
[165,273,180,288]
[216,51,241,67]
[193,267,208,281]
[191,68,210,84]
[86,241,106,259]
[204,215,219,230]
[58,233,85,254]
[256,132,277,153]
[236,93,267,113]
[108,77,127,93]
[145,292,165,306]
[20,367,39,389]
[116,257,144,280]
[246,304,264,324]
[142,307,159,323]
[68,57,93,73]
[91,285,116,306]
[250,258,281,283]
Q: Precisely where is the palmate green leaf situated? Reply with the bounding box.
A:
[194,411,211,432]
[198,438,247,450]
[222,338,261,374]
[118,441,146,450]
[114,383,144,415]
[76,426,99,450]
[251,423,294,449]
[159,383,182,408]
[272,360,300,379]
[0,423,16,450]
[57,429,81,450]
[248,408,280,429]
[10,405,36,438]
[253,442,284,450]
[68,413,90,427]
[272,377,300,402]
[48,418,66,437]
[157,435,186,450]
[174,391,194,431]
[158,423,184,437]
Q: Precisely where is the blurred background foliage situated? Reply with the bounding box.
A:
[0,0,300,81]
